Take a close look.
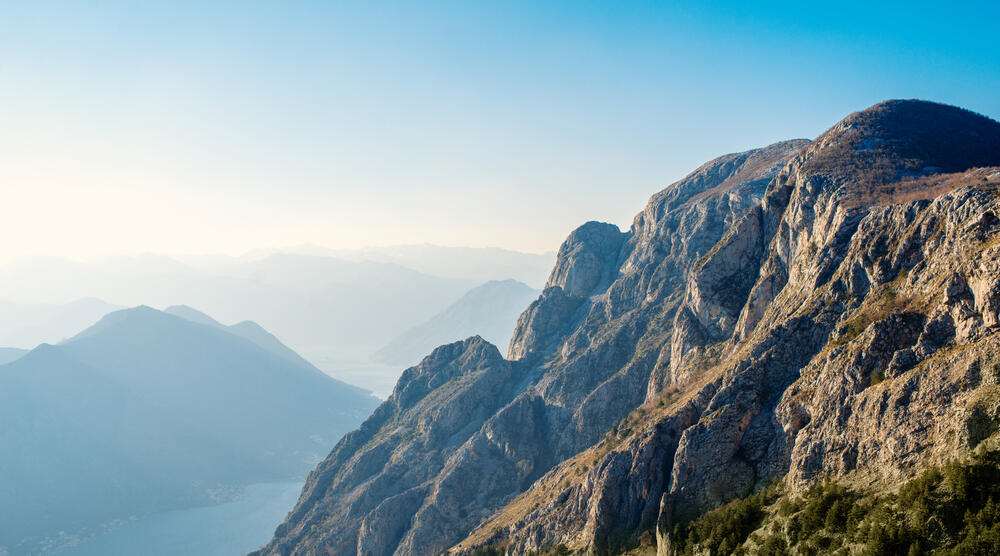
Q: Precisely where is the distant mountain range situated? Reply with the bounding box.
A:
[373,279,540,367]
[0,306,378,554]
[0,247,554,377]
[308,244,555,288]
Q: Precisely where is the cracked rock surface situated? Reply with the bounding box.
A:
[254,100,1000,556]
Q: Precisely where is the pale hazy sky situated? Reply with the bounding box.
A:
[2,1,999,262]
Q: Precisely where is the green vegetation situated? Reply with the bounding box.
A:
[670,481,782,555]
[669,451,1000,555]
[470,544,571,556]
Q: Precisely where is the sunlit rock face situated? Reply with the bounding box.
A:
[255,100,1000,556]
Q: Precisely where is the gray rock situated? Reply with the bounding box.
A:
[257,100,1000,556]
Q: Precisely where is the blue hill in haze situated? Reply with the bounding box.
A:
[0,306,378,554]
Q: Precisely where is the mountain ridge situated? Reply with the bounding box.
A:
[253,99,1000,556]
[164,304,330,375]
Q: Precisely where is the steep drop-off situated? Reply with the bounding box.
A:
[256,100,1000,556]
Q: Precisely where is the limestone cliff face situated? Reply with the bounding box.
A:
[256,100,1000,556]
[254,138,805,556]
[448,101,1000,555]
[257,337,516,556]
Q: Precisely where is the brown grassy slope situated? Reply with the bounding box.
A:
[800,99,1000,207]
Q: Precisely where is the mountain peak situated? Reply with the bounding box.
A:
[798,99,1000,206]
[63,305,176,341]
[391,335,505,408]
[546,221,627,298]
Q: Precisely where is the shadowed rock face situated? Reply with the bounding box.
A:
[256,100,1000,556]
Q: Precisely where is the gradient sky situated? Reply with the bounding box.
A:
[2,1,999,262]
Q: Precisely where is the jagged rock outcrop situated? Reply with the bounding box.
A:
[254,138,806,556]
[449,101,1000,555]
[257,337,517,556]
[257,100,1000,556]
[545,222,628,299]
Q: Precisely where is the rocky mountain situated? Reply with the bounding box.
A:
[373,279,541,367]
[0,307,378,554]
[254,100,1000,556]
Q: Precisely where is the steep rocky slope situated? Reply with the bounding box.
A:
[256,100,1000,556]
[254,138,807,556]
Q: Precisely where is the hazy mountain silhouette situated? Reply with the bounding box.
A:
[164,305,316,370]
[0,306,377,553]
[373,279,540,367]
[0,254,474,364]
[307,245,556,288]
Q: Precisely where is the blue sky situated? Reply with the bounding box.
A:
[2,1,998,260]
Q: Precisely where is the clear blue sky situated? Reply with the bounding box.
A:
[2,1,998,260]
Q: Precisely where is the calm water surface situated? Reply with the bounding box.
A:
[55,482,303,556]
